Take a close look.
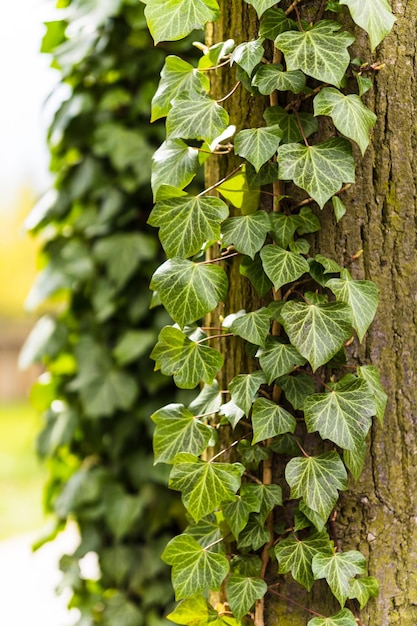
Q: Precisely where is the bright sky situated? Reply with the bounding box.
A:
[0,0,59,208]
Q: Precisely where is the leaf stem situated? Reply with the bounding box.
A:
[199,252,239,264]
[197,164,243,197]
[294,184,351,208]
[197,332,234,343]
[209,434,250,462]
[293,109,309,147]
[285,0,304,16]
[204,535,225,550]
[198,57,231,72]
[292,435,310,457]
[268,587,326,618]
[244,471,264,485]
[216,81,241,104]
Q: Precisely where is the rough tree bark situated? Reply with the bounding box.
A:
[205,1,417,624]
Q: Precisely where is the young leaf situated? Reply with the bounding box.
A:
[339,0,395,50]
[296,206,321,235]
[167,595,222,625]
[285,451,348,520]
[307,609,358,626]
[304,378,376,452]
[312,550,367,607]
[162,533,229,599]
[169,455,245,521]
[252,398,296,444]
[235,125,283,172]
[150,259,228,328]
[151,140,199,196]
[229,370,267,415]
[348,576,379,609]
[275,531,333,591]
[256,337,306,384]
[226,575,267,620]
[167,93,229,144]
[281,301,352,371]
[253,64,306,95]
[275,21,355,87]
[217,166,261,214]
[332,196,347,222]
[219,400,246,429]
[260,244,310,290]
[314,88,377,155]
[327,274,379,342]
[230,308,271,347]
[151,56,210,121]
[145,0,220,45]
[264,105,318,144]
[151,326,223,388]
[149,193,228,258]
[259,8,297,39]
[151,403,214,464]
[244,0,278,17]
[278,138,355,209]
[357,365,387,423]
[222,211,270,259]
[240,254,273,296]
[222,493,260,538]
[276,373,316,410]
[231,38,265,75]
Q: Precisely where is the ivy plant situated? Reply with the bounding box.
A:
[143,0,393,624]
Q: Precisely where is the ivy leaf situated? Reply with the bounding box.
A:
[168,595,241,626]
[241,483,282,522]
[217,166,261,214]
[312,550,367,606]
[327,273,379,342]
[278,138,355,209]
[256,337,306,384]
[259,8,297,39]
[151,403,214,464]
[238,440,271,468]
[265,106,318,144]
[219,400,245,429]
[167,93,229,144]
[93,233,157,289]
[151,140,199,196]
[307,609,358,626]
[275,531,333,590]
[151,326,223,388]
[230,554,263,577]
[260,244,310,290]
[332,196,347,222]
[343,439,367,482]
[149,193,228,258]
[169,455,244,521]
[226,575,267,620]
[298,500,327,532]
[162,534,229,599]
[253,64,306,95]
[314,88,377,155]
[276,373,316,410]
[145,0,220,45]
[237,515,270,550]
[252,398,296,444]
[151,56,210,121]
[357,365,387,423]
[281,301,352,371]
[304,378,376,451]
[231,38,265,75]
[246,162,279,188]
[229,371,267,415]
[285,451,348,520]
[296,207,321,235]
[185,514,223,551]
[235,126,283,172]
[222,493,260,538]
[339,0,395,50]
[348,576,379,609]
[268,213,301,248]
[240,254,273,296]
[189,380,223,416]
[244,0,279,17]
[222,211,270,259]
[230,308,271,348]
[150,258,228,328]
[275,21,355,87]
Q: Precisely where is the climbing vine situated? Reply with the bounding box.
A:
[143,0,394,624]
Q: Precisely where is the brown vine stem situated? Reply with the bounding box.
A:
[197,164,243,197]
[269,588,326,618]
[292,435,310,457]
[209,434,251,463]
[285,0,304,16]
[294,108,310,147]
[244,472,264,485]
[216,81,241,104]
[295,184,352,208]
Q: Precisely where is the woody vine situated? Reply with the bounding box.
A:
[142,0,394,624]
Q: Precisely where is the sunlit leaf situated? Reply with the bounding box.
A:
[348,576,379,609]
[235,125,282,172]
[312,549,367,606]
[145,0,220,44]
[222,211,270,259]
[357,365,387,423]
[307,609,358,626]
[151,140,200,196]
[167,93,229,144]
[327,272,379,341]
[244,0,279,17]
[229,370,267,415]
[230,308,271,347]
[231,38,265,75]
[339,0,395,50]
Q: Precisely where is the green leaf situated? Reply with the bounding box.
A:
[222,493,260,538]
[275,531,333,590]
[217,166,260,214]
[290,238,310,255]
[226,575,267,620]
[241,483,282,522]
[149,193,228,258]
[151,140,199,196]
[252,398,296,444]
[240,254,273,296]
[185,514,223,551]
[246,162,279,188]
[276,373,316,410]
[314,88,377,155]
[253,64,306,95]
[162,534,229,599]
[268,213,301,248]
[229,370,267,415]
[256,337,306,384]
[113,330,156,366]
[332,196,347,222]
[93,233,157,289]
[151,326,223,388]
[285,451,348,520]
[357,365,387,423]
[348,576,379,609]
[151,403,213,464]
[355,72,373,97]
[343,439,367,482]
[259,8,297,39]
[151,56,210,121]
[231,38,265,75]
[167,93,229,144]
[230,554,262,577]
[237,515,270,550]
[298,500,327,532]
[281,300,352,371]
[327,273,379,342]
[235,126,282,172]
[260,244,310,290]
[264,105,318,144]
[230,308,271,347]
[312,549,367,606]
[169,455,244,521]
[278,138,355,209]
[244,0,279,17]
[145,0,220,44]
[222,211,270,259]
[189,380,223,416]
[339,0,395,50]
[150,258,228,328]
[275,21,355,87]
[307,609,358,626]
[297,207,321,235]
[219,400,245,428]
[168,595,241,626]
[304,378,376,451]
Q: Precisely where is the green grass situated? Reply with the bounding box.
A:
[0,402,47,539]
